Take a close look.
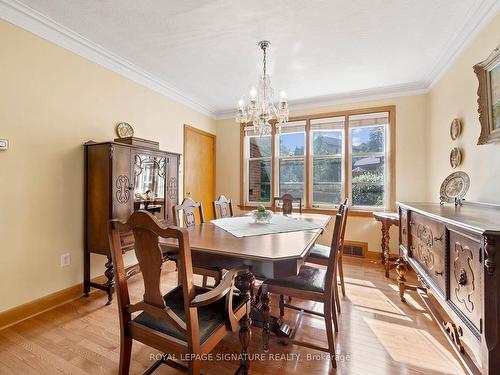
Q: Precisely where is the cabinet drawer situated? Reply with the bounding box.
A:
[448,231,482,334]
[409,212,447,295]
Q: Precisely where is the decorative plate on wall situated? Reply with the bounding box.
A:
[116,122,134,138]
[440,171,470,204]
[450,118,462,140]
[449,147,462,168]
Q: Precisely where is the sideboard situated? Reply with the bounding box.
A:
[84,139,180,304]
[397,202,500,375]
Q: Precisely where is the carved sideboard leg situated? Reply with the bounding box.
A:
[396,257,408,302]
[104,256,115,306]
[235,272,255,375]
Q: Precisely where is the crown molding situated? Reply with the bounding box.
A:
[0,0,217,118]
[425,0,500,88]
[215,82,429,120]
[1,0,498,121]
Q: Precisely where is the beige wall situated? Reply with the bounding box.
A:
[427,12,500,203]
[0,20,216,312]
[2,11,499,314]
[216,94,428,253]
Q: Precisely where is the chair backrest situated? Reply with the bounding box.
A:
[324,201,349,295]
[213,195,234,219]
[173,197,205,228]
[338,198,349,252]
[108,211,201,347]
[273,193,302,215]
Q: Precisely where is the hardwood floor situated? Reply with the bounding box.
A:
[0,258,465,375]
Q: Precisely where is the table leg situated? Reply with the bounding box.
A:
[380,222,388,265]
[104,256,115,306]
[382,222,391,278]
[261,287,270,352]
[235,272,255,375]
[396,257,407,302]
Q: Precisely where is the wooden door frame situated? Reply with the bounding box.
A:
[183,124,217,202]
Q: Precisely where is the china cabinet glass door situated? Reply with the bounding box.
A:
[133,153,167,219]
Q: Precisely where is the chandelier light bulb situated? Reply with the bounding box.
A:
[250,87,257,100]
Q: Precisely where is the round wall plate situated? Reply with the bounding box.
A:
[116,122,134,138]
[440,171,470,203]
[449,147,462,168]
[450,118,462,140]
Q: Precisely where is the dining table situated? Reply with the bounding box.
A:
[159,212,332,349]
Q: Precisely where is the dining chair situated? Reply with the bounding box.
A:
[259,209,347,369]
[272,193,302,214]
[306,198,349,312]
[108,210,251,375]
[212,195,234,219]
[172,197,223,287]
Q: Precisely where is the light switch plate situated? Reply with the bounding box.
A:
[0,139,8,150]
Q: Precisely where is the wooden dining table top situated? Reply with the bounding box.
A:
[160,213,331,262]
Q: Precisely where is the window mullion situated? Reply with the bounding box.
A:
[344,115,350,203]
[305,119,311,209]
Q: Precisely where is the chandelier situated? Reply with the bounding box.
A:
[236,40,289,136]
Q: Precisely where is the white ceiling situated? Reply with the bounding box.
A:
[2,0,500,117]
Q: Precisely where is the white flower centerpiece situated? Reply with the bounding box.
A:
[250,205,274,224]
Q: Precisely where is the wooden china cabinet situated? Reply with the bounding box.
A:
[83,137,180,304]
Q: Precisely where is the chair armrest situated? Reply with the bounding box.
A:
[190,268,248,307]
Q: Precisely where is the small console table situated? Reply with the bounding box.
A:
[373,212,399,278]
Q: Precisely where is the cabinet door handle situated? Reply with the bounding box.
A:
[435,271,443,276]
[458,269,467,286]
[434,235,443,242]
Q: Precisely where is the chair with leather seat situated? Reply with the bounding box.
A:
[108,210,251,375]
[212,195,234,219]
[306,198,349,312]
[259,209,347,370]
[166,197,224,287]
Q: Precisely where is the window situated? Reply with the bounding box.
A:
[244,130,272,204]
[310,117,344,207]
[241,106,395,211]
[277,121,306,200]
[349,113,388,208]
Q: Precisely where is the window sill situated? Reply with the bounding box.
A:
[237,204,376,218]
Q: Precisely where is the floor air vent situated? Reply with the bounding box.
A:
[342,241,367,257]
